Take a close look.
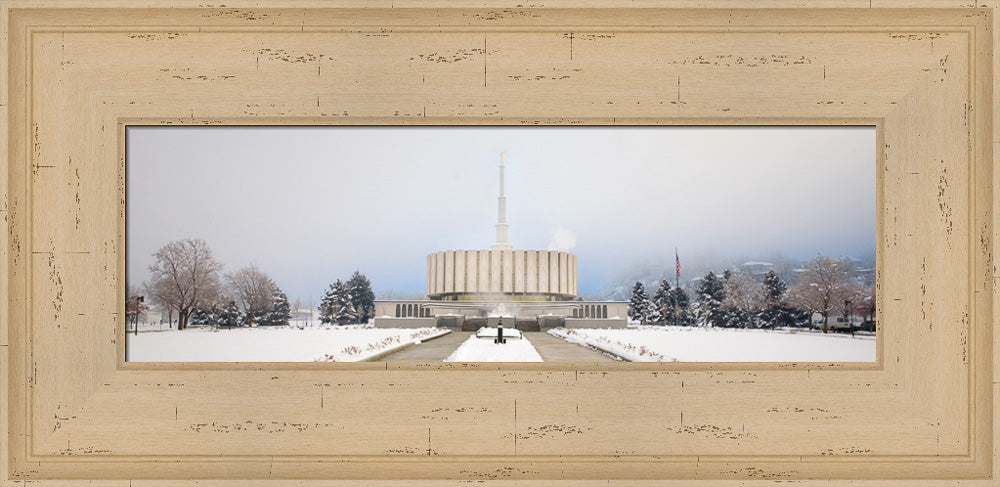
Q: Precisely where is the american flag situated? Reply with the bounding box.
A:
[675,248,681,281]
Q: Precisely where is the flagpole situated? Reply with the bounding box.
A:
[675,247,680,289]
[674,247,680,327]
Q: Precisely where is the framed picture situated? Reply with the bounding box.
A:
[124,125,878,364]
[2,2,996,484]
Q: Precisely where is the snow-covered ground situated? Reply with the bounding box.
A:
[126,323,448,362]
[444,328,543,362]
[549,326,876,362]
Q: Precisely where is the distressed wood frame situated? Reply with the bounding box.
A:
[1,1,998,485]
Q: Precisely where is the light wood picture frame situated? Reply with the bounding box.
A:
[1,1,997,485]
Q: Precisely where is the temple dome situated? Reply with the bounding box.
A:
[426,153,577,302]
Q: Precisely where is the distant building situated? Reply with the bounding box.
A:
[740,261,774,276]
[290,308,317,324]
[138,304,164,325]
[373,154,627,331]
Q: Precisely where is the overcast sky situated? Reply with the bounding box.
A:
[126,126,875,303]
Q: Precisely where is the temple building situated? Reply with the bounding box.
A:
[373,154,627,331]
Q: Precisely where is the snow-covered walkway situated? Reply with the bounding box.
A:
[523,332,620,362]
[379,331,473,362]
[444,333,543,362]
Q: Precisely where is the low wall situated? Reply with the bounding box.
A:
[374,315,627,329]
[372,317,437,329]
[374,300,629,320]
[564,318,628,329]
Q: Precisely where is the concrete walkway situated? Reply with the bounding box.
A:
[523,332,621,362]
[377,330,622,362]
[379,331,473,362]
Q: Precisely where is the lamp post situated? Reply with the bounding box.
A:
[132,295,144,336]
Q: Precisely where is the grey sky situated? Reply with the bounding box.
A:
[126,126,875,303]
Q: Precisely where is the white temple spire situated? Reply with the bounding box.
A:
[492,152,513,251]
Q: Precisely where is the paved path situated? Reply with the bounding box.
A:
[523,332,621,362]
[379,331,473,362]
[378,330,621,362]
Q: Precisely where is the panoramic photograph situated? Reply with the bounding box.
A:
[125,126,876,362]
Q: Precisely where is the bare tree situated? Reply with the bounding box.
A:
[787,256,852,333]
[145,278,175,327]
[723,273,764,328]
[853,284,877,329]
[145,238,224,330]
[226,264,276,327]
[838,282,865,333]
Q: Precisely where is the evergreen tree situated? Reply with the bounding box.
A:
[218,300,242,328]
[651,279,672,325]
[762,270,786,304]
[260,289,291,326]
[722,306,748,328]
[628,281,654,324]
[345,271,376,324]
[332,279,359,325]
[318,282,338,324]
[193,302,225,327]
[189,306,212,327]
[694,271,726,327]
[669,287,693,326]
[758,270,798,328]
